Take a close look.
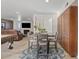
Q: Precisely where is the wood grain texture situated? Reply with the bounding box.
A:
[58,6,78,57]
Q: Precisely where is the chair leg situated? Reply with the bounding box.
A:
[55,42,58,52]
[47,41,49,54]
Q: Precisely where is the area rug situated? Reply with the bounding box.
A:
[20,48,65,59]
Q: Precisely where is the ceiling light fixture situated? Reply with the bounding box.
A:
[45,0,49,3]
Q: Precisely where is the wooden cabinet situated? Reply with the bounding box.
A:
[58,6,78,57]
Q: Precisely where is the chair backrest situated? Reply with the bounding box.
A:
[37,33,48,41]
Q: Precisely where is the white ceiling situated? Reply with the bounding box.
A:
[1,0,75,20]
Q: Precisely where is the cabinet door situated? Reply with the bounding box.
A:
[58,16,62,44]
[60,7,70,53]
[69,6,78,57]
[61,13,65,48]
[64,8,70,52]
[58,6,78,57]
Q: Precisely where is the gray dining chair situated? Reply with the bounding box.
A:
[37,33,48,59]
[27,31,37,51]
[48,32,58,52]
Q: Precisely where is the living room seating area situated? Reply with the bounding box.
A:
[1,30,24,44]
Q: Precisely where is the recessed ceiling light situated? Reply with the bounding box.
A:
[45,0,49,3]
[16,11,20,14]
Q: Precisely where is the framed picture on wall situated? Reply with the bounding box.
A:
[1,22,6,30]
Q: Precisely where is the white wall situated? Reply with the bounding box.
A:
[13,18,33,34]
[33,14,57,34]
[52,14,58,34]
[13,13,58,35]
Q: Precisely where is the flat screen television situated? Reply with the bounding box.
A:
[22,23,31,28]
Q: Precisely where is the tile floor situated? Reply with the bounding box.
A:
[1,37,77,59]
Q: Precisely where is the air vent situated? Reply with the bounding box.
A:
[65,2,68,7]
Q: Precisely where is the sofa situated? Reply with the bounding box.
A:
[1,29,23,41]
